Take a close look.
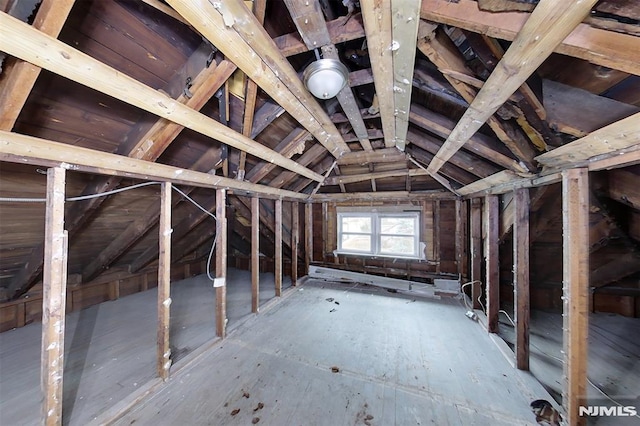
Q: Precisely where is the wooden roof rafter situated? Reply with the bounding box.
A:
[0,12,323,182]
[425,0,598,177]
[165,0,350,158]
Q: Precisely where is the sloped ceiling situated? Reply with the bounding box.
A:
[0,0,639,300]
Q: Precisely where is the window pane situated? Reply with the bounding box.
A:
[341,216,372,233]
[380,217,416,235]
[380,236,415,255]
[341,234,371,252]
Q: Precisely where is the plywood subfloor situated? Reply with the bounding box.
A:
[0,268,290,425]
[112,279,552,425]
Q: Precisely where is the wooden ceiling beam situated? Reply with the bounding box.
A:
[361,0,396,148]
[166,0,349,158]
[324,168,428,186]
[407,146,476,186]
[421,0,640,76]
[416,22,537,172]
[0,0,76,131]
[390,0,421,151]
[0,12,323,182]
[338,148,407,166]
[425,0,596,176]
[311,190,456,202]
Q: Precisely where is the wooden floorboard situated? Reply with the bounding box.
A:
[111,280,551,425]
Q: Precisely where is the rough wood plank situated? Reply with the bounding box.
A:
[275,199,283,297]
[41,167,67,426]
[421,0,640,76]
[361,0,396,147]
[324,168,428,186]
[0,13,322,182]
[157,182,171,380]
[166,0,349,158]
[215,189,227,338]
[251,196,260,313]
[485,194,499,333]
[513,188,530,370]
[470,198,482,309]
[338,148,407,165]
[561,168,589,426]
[426,0,596,175]
[291,202,299,286]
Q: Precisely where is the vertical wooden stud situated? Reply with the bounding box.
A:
[435,200,441,265]
[41,167,67,426]
[215,188,227,338]
[157,182,172,380]
[484,194,499,333]
[470,198,482,309]
[251,196,260,313]
[514,188,530,370]
[304,202,313,275]
[275,198,283,296]
[291,202,299,286]
[455,199,468,278]
[562,168,589,426]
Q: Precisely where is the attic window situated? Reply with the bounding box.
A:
[337,212,421,259]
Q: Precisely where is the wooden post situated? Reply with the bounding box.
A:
[251,196,260,313]
[215,189,227,338]
[513,188,530,370]
[470,198,482,309]
[157,182,172,380]
[291,202,299,286]
[275,198,283,296]
[484,194,499,333]
[433,200,441,272]
[41,167,67,426]
[562,168,589,426]
[455,199,468,279]
[304,202,313,274]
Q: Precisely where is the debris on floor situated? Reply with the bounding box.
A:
[330,308,337,313]
[230,408,240,416]
[326,297,334,302]
[242,391,250,398]
[253,402,264,412]
[252,417,260,424]
[331,366,340,373]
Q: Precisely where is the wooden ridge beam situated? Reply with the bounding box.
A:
[166,0,350,158]
[421,0,640,76]
[0,12,323,182]
[0,0,76,132]
[338,148,407,166]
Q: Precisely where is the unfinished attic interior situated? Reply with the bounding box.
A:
[0,0,639,424]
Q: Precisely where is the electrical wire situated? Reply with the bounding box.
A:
[0,181,162,203]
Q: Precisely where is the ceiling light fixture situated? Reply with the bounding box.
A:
[303,58,349,100]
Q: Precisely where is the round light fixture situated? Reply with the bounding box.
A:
[303,58,349,99]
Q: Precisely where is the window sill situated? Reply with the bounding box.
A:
[334,251,425,261]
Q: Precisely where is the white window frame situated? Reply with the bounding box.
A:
[337,211,421,259]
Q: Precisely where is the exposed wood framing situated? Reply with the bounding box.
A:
[305,202,313,274]
[338,148,407,166]
[391,0,421,150]
[291,202,299,286]
[275,199,283,297]
[361,0,396,148]
[324,168,428,186]
[421,0,640,76]
[484,194,499,333]
[0,13,322,182]
[157,182,172,380]
[166,0,350,158]
[40,167,68,426]
[425,0,596,176]
[513,188,529,370]
[455,199,468,278]
[470,198,483,309]
[561,168,589,426]
[416,22,536,171]
[311,190,456,202]
[215,189,227,338]
[0,0,76,131]
[251,196,260,313]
